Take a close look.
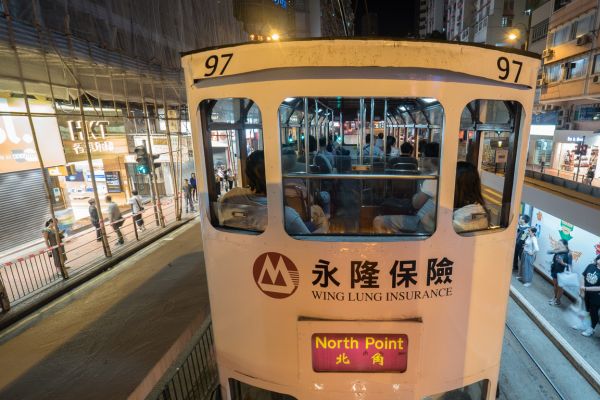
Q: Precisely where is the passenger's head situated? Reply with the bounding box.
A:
[454,161,485,209]
[246,150,267,194]
[529,227,537,235]
[45,218,54,227]
[423,142,440,169]
[519,214,530,225]
[400,142,413,156]
[301,135,318,153]
[377,132,383,139]
[386,135,396,148]
[191,173,195,178]
[319,137,327,148]
[595,254,600,266]
[364,134,372,144]
[105,195,112,202]
[132,190,138,196]
[88,198,95,205]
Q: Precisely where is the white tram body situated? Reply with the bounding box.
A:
[182,40,539,399]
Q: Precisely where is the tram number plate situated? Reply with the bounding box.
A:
[497,57,523,83]
[203,53,234,77]
[311,333,408,372]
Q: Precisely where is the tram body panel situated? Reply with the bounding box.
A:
[183,41,538,400]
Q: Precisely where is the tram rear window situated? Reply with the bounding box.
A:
[199,98,266,233]
[279,97,443,237]
[455,100,523,235]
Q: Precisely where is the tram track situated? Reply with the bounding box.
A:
[501,288,600,399]
[503,321,567,400]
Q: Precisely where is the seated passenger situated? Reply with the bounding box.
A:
[388,141,418,169]
[453,161,489,233]
[318,137,335,167]
[363,134,383,158]
[385,135,400,157]
[219,150,310,234]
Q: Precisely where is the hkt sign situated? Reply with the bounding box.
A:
[253,252,299,299]
[67,120,113,155]
[67,120,109,141]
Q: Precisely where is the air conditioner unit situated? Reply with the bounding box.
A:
[541,49,554,59]
[576,34,591,46]
[593,75,600,84]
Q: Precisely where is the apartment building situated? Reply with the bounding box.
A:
[539,0,600,182]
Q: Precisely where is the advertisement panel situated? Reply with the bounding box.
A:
[0,97,65,173]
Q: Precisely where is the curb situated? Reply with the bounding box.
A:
[509,285,600,393]
[0,218,195,331]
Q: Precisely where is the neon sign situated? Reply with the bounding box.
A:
[273,0,287,9]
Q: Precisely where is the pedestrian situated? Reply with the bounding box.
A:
[215,168,221,197]
[519,227,539,287]
[88,199,102,241]
[548,239,572,306]
[223,169,229,192]
[42,218,66,272]
[183,178,195,213]
[128,190,146,232]
[106,195,124,245]
[190,173,197,202]
[513,215,530,271]
[227,168,234,190]
[580,255,600,337]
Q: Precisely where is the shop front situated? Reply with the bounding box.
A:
[550,130,600,182]
[0,93,66,253]
[527,125,555,169]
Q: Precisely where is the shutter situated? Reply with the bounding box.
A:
[0,169,50,254]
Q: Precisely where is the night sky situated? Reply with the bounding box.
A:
[353,0,419,37]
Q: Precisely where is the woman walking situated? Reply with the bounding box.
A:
[548,239,572,306]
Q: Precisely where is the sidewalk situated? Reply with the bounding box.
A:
[0,197,200,308]
[510,268,600,375]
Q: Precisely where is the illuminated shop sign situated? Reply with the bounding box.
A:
[67,120,113,155]
[59,117,128,162]
[311,333,408,372]
[567,136,584,142]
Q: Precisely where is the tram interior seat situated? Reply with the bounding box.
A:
[284,182,309,222]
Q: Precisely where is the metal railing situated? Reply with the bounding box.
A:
[154,320,219,400]
[0,195,189,312]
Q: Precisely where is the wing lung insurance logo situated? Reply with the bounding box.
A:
[253,252,299,299]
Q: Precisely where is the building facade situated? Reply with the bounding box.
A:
[0,0,245,254]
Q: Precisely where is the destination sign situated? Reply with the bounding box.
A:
[311,333,408,373]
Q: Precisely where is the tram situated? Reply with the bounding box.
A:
[182,39,539,400]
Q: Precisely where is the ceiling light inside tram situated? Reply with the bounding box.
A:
[284,97,296,102]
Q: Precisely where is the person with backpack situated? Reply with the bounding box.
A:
[128,190,146,232]
[88,198,102,241]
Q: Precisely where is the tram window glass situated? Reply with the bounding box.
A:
[457,100,523,234]
[229,378,297,400]
[199,98,266,233]
[278,97,443,237]
[422,379,489,399]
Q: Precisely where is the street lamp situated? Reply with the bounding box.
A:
[504,9,532,51]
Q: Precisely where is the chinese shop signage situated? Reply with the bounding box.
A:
[253,253,455,302]
[311,333,408,372]
[59,118,128,162]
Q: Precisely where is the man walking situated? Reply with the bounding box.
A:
[106,195,124,245]
[183,179,195,213]
[88,198,102,241]
[190,173,198,202]
[128,190,146,232]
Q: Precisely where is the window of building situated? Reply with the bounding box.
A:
[593,54,600,74]
[199,98,266,233]
[564,58,587,80]
[457,100,523,235]
[545,63,562,83]
[576,14,593,37]
[278,97,443,238]
[531,19,549,43]
[552,25,570,46]
[500,16,512,27]
[574,104,600,121]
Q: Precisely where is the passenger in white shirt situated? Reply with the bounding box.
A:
[520,227,539,287]
[128,189,146,231]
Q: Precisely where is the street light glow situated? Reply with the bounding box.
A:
[271,33,280,41]
[507,32,518,41]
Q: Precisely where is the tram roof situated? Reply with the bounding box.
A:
[182,38,540,89]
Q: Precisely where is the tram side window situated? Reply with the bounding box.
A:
[456,100,523,235]
[199,98,266,233]
[229,378,297,400]
[279,97,443,237]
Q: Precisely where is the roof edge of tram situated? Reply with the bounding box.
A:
[181,37,541,59]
